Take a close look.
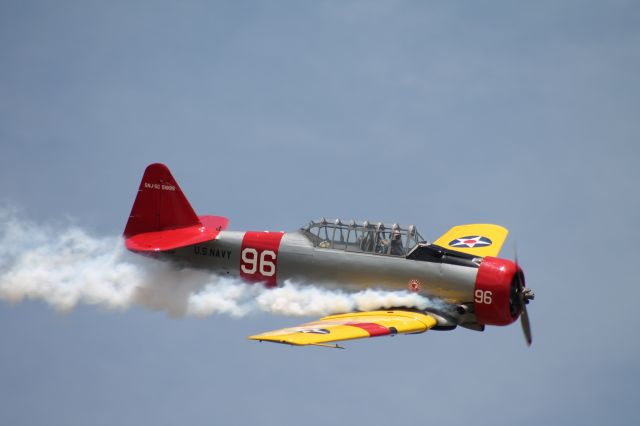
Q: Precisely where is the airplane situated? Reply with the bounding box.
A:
[124,163,535,348]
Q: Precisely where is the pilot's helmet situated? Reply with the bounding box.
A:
[393,230,401,240]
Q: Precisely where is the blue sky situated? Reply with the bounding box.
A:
[1,1,639,425]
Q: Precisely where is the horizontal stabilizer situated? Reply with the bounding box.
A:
[125,216,228,252]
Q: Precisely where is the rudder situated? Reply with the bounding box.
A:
[124,163,199,238]
[123,163,229,252]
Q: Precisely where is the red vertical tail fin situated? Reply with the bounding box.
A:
[124,163,199,237]
[124,163,228,252]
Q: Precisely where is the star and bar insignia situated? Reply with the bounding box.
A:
[448,235,492,248]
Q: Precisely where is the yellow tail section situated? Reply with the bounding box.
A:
[433,224,509,257]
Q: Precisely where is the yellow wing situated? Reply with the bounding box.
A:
[248,310,437,348]
[433,224,509,257]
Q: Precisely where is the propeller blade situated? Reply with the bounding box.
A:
[513,242,533,346]
[520,302,532,346]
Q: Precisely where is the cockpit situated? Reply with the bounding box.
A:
[302,218,426,257]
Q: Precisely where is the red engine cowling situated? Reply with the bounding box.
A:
[474,257,522,326]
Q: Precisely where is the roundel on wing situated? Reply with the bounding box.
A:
[448,236,492,248]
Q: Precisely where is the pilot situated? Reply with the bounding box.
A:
[360,231,374,252]
[390,230,404,255]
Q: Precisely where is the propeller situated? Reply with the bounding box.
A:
[513,245,535,346]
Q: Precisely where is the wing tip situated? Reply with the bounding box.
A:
[433,223,510,257]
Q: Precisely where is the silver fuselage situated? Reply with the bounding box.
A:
[164,230,479,304]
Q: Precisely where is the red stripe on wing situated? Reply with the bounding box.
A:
[345,322,391,337]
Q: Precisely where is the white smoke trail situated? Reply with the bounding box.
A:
[0,208,442,318]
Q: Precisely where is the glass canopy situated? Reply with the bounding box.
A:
[302,218,426,257]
